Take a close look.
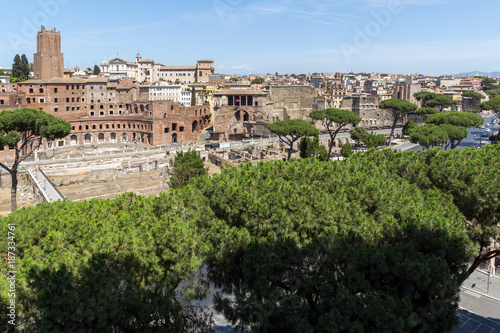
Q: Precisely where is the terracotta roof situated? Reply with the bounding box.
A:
[116,83,136,90]
[160,66,196,70]
[86,77,109,83]
[21,77,86,84]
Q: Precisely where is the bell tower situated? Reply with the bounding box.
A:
[33,26,64,80]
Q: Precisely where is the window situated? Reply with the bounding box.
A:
[106,124,109,129]
[54,88,58,93]
[37,98,44,103]
[77,106,80,111]
[66,85,69,90]
[72,85,74,90]
[79,125,82,130]
[99,111,104,116]
[179,126,184,132]
[72,97,75,102]
[54,98,58,102]
[117,124,120,129]
[90,105,94,110]
[109,110,114,115]
[39,88,44,93]
[92,125,96,129]
[172,123,177,131]
[54,107,58,112]
[86,125,89,130]
[99,124,103,129]
[100,105,104,109]
[66,98,70,103]
[164,127,169,133]
[72,107,75,111]
[29,88,33,93]
[66,107,70,111]
[27,98,31,104]
[90,111,95,116]
[112,124,115,129]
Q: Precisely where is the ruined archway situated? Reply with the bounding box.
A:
[192,120,199,132]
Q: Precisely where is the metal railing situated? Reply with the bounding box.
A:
[27,166,65,203]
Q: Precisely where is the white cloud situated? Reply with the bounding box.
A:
[232,64,253,70]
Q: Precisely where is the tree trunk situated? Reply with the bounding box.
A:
[10,169,17,212]
[326,140,334,162]
[388,118,397,148]
[287,144,292,160]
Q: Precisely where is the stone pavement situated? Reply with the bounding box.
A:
[454,269,500,333]
[462,269,500,302]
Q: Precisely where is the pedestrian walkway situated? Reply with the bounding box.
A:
[462,269,500,302]
[26,166,65,203]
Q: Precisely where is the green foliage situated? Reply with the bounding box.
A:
[310,108,361,127]
[0,108,71,211]
[481,96,500,141]
[310,108,361,160]
[340,143,353,157]
[229,77,239,82]
[409,124,448,149]
[379,99,418,146]
[5,146,500,331]
[0,193,214,332]
[349,126,367,144]
[364,131,386,149]
[484,89,500,99]
[0,108,71,147]
[426,111,483,128]
[402,120,417,136]
[11,54,29,81]
[481,77,498,91]
[440,124,469,149]
[267,119,319,160]
[425,95,458,112]
[351,146,500,249]
[415,107,438,115]
[411,111,480,149]
[168,150,208,190]
[462,91,485,99]
[413,92,438,107]
[251,77,265,85]
[93,64,100,75]
[202,159,472,332]
[299,136,327,161]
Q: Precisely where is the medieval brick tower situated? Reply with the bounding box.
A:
[33,26,64,80]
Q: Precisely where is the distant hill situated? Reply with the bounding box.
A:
[454,71,500,77]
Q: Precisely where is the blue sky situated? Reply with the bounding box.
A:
[1,0,499,76]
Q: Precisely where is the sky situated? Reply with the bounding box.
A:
[1,0,499,76]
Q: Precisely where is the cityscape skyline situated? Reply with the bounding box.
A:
[1,0,499,76]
